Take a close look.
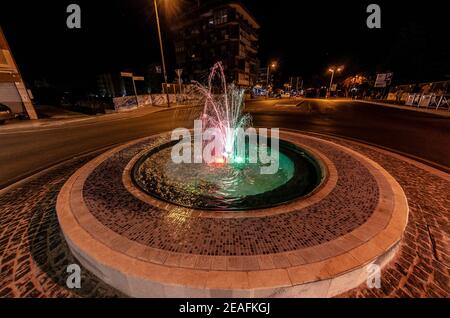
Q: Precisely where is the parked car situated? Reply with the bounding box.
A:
[0,103,14,124]
[305,88,317,98]
[271,92,282,98]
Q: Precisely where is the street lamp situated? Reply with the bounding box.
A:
[266,62,277,98]
[328,66,343,97]
[153,0,171,107]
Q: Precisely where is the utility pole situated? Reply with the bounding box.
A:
[329,69,335,94]
[265,62,277,99]
[153,0,170,107]
[120,72,144,107]
[133,76,145,106]
[175,69,183,105]
[132,77,139,107]
[289,77,293,96]
[328,66,343,98]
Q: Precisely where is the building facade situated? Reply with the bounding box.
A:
[256,66,268,86]
[171,2,259,87]
[0,27,37,118]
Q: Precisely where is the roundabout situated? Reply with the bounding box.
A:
[1,0,450,301]
[56,130,409,297]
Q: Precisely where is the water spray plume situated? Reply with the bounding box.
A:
[193,62,252,164]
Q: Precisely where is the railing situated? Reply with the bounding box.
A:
[404,93,450,110]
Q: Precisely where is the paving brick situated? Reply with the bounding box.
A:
[321,135,449,298]
[0,133,448,298]
[0,156,124,298]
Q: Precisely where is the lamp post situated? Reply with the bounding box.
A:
[328,66,343,97]
[153,0,171,107]
[266,62,277,98]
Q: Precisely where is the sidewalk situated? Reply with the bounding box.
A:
[0,103,198,133]
[333,98,450,118]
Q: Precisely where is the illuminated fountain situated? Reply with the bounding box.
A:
[132,62,323,210]
[195,62,251,163]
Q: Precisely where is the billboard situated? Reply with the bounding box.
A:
[375,73,394,88]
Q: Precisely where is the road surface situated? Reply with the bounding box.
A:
[0,99,448,189]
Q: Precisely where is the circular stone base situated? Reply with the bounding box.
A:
[56,131,408,297]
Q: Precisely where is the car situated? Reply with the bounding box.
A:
[0,103,14,124]
[271,92,282,98]
[305,88,317,98]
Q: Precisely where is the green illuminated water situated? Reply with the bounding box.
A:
[133,140,321,210]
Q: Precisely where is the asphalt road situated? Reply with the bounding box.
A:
[0,99,448,189]
[248,99,450,169]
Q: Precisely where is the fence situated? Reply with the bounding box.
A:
[112,93,204,111]
[386,80,450,110]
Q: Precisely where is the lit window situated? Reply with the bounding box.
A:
[214,9,228,24]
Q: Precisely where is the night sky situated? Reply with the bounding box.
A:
[1,0,449,90]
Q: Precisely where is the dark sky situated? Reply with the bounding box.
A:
[1,0,449,89]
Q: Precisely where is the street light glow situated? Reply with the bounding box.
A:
[327,65,344,96]
[157,0,183,17]
[329,66,344,73]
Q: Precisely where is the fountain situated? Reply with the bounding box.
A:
[195,62,252,163]
[132,62,323,210]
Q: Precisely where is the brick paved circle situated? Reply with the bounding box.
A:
[56,131,408,297]
[0,131,447,298]
[82,132,379,255]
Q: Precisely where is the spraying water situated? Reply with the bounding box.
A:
[133,62,321,210]
[193,62,252,163]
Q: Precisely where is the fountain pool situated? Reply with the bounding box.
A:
[132,138,323,210]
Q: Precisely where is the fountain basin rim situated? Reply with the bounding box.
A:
[126,134,330,215]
